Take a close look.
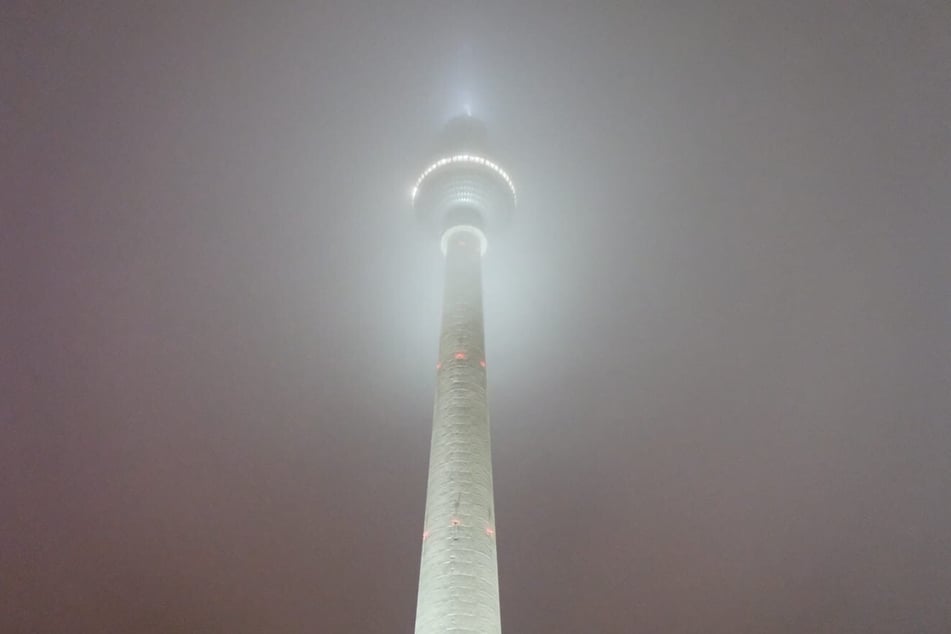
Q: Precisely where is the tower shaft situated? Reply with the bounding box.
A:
[415,232,501,634]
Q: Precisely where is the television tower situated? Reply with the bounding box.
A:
[411,116,516,634]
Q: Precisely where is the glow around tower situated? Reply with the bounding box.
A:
[411,116,514,634]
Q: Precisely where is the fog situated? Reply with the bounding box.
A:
[4,2,950,632]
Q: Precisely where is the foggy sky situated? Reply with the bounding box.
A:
[3,1,950,632]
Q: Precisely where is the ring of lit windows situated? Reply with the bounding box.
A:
[412,155,517,205]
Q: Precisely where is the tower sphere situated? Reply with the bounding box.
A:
[412,116,516,249]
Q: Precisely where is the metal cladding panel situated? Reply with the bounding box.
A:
[414,233,501,634]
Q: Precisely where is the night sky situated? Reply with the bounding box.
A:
[4,2,950,632]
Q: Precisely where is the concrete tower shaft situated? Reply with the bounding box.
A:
[415,232,499,634]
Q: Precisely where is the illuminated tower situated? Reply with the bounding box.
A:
[411,116,516,634]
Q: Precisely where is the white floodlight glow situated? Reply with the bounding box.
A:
[441,225,488,256]
[411,154,517,204]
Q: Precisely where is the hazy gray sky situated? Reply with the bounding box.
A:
[4,2,950,632]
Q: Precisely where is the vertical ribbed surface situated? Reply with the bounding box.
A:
[414,232,501,634]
